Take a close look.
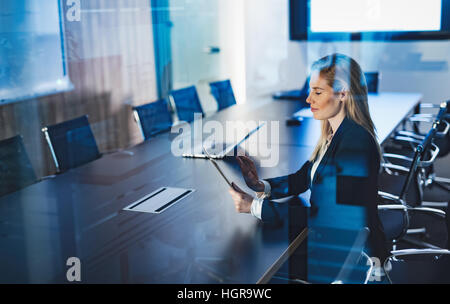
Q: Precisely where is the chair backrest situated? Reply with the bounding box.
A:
[407,208,448,249]
[384,249,450,283]
[377,205,409,241]
[170,85,204,123]
[0,135,37,197]
[382,102,448,205]
[209,79,237,111]
[379,112,442,207]
[444,99,450,116]
[133,99,173,140]
[364,72,380,93]
[397,110,444,204]
[435,121,450,157]
[42,115,101,172]
[434,100,450,157]
[300,76,310,95]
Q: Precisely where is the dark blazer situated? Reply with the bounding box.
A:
[261,117,388,260]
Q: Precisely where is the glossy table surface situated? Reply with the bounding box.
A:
[0,93,421,283]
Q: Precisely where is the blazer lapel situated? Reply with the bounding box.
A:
[312,117,352,185]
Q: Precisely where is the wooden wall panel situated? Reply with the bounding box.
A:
[0,0,158,177]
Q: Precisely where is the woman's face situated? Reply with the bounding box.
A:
[306,72,345,121]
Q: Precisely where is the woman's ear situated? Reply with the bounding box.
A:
[339,90,348,102]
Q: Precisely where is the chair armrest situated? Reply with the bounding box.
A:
[407,206,446,218]
[392,135,422,146]
[389,248,450,256]
[377,191,407,206]
[419,103,441,110]
[418,143,440,168]
[378,203,446,218]
[381,162,410,173]
[383,153,414,163]
[406,112,449,138]
[377,204,446,224]
[382,143,439,169]
[396,130,425,141]
[377,204,407,211]
[436,119,450,138]
[377,204,408,212]
[408,116,435,123]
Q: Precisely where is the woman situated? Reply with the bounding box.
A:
[229,53,387,260]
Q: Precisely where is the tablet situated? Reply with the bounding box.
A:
[203,147,232,187]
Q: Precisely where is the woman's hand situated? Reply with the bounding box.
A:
[228,182,254,213]
[236,155,264,192]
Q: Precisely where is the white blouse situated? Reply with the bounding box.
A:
[310,144,328,182]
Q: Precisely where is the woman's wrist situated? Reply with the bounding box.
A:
[255,180,265,192]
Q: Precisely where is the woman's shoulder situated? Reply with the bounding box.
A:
[339,118,378,149]
[333,119,380,169]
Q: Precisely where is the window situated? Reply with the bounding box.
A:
[0,0,72,105]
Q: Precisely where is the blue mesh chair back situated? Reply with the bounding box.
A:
[364,72,379,93]
[209,79,237,111]
[0,135,37,197]
[133,99,173,140]
[300,76,310,95]
[43,115,101,172]
[170,86,204,123]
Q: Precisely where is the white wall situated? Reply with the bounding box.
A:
[218,0,247,104]
[168,0,247,114]
[243,0,450,104]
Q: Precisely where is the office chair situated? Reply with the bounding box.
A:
[382,102,450,209]
[272,76,310,102]
[132,99,173,140]
[386,100,450,194]
[209,79,237,111]
[42,115,101,172]
[394,100,450,153]
[170,86,204,123]
[364,72,380,94]
[0,135,37,197]
[379,139,439,208]
[378,199,447,251]
[380,107,445,203]
[383,249,450,284]
[378,116,448,251]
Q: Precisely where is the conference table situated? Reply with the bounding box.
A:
[0,92,421,284]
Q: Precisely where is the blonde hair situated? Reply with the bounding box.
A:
[309,53,380,161]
